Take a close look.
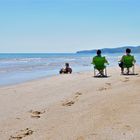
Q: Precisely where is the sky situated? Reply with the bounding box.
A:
[0,0,140,53]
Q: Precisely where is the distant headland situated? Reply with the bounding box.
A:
[76,46,140,54]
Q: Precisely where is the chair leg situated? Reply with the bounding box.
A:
[94,68,96,77]
[127,68,129,74]
[105,68,107,76]
[94,68,107,77]
[132,65,135,74]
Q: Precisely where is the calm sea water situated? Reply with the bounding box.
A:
[0,53,139,86]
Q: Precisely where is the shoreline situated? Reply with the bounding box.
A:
[0,65,125,88]
[0,68,94,88]
[2,64,140,88]
[0,52,139,88]
[0,66,93,87]
[0,66,140,140]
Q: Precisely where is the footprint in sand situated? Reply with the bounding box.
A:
[29,110,45,119]
[62,100,75,106]
[124,125,132,131]
[76,136,85,140]
[121,77,130,82]
[98,83,111,91]
[16,118,20,120]
[75,92,82,96]
[74,92,82,99]
[62,92,82,107]
[9,128,33,140]
[98,87,108,91]
[105,82,112,86]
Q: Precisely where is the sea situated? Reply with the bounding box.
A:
[0,53,140,86]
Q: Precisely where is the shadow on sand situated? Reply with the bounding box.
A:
[93,75,111,78]
[121,73,138,76]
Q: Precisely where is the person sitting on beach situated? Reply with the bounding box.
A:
[59,63,72,74]
[92,50,109,76]
[119,48,136,74]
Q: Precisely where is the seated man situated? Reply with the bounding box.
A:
[92,50,109,76]
[59,63,72,74]
[119,48,136,74]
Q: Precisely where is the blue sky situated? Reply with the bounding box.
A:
[0,0,140,53]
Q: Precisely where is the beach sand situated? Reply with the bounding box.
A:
[0,67,140,140]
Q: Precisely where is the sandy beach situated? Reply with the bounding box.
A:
[0,67,140,140]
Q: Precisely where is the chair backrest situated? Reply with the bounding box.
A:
[122,55,134,68]
[93,56,106,70]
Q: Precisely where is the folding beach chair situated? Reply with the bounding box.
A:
[92,56,108,77]
[122,55,135,75]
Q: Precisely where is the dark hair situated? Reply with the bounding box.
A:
[97,50,101,55]
[126,48,131,54]
[65,63,69,67]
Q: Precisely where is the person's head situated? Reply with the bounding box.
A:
[65,63,69,67]
[126,48,131,54]
[97,50,101,56]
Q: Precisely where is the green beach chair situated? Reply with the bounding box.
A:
[92,56,108,77]
[122,55,135,75]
